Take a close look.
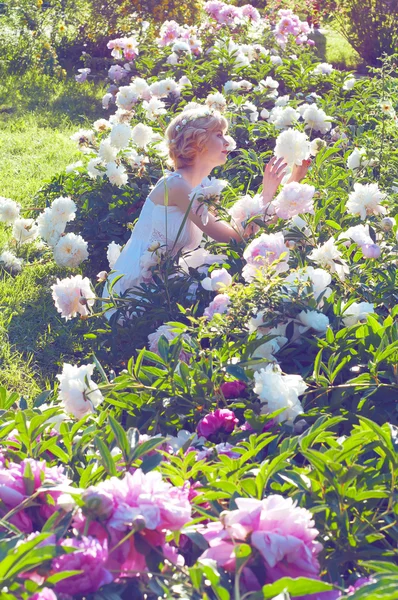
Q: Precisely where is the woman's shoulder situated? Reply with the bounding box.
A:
[149,171,192,207]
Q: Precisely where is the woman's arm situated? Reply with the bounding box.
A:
[168,177,244,243]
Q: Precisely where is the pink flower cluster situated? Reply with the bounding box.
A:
[74,469,191,576]
[157,21,202,54]
[0,458,70,532]
[197,409,239,439]
[274,9,313,47]
[107,36,139,60]
[273,182,315,219]
[204,1,261,25]
[243,232,290,281]
[197,495,322,591]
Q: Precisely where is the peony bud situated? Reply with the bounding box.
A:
[381,217,394,231]
[81,488,114,520]
[97,270,108,282]
[220,380,247,399]
[362,243,381,259]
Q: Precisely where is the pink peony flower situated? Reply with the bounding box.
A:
[148,324,191,362]
[220,380,247,399]
[273,182,315,219]
[51,274,95,321]
[74,470,191,577]
[197,495,321,591]
[30,588,57,600]
[0,459,70,533]
[53,536,113,595]
[203,293,231,319]
[197,409,239,439]
[243,232,290,274]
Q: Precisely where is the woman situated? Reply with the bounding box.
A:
[103,107,309,311]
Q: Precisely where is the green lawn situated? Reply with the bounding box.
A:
[0,72,106,397]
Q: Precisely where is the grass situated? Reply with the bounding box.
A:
[314,21,365,72]
[0,72,106,397]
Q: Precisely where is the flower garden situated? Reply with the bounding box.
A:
[0,2,397,599]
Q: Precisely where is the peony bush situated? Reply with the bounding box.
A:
[0,3,397,600]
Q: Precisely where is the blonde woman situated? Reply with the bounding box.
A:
[104,107,309,301]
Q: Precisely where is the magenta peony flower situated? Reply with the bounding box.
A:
[197,495,321,591]
[197,409,239,439]
[53,536,113,595]
[0,459,70,533]
[30,588,57,600]
[220,380,247,399]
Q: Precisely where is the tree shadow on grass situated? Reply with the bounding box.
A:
[0,72,107,128]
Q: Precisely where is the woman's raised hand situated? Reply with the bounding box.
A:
[262,157,288,204]
[288,159,312,183]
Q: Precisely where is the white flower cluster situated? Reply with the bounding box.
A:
[37,196,77,247]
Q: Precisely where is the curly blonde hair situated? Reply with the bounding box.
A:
[165,108,228,168]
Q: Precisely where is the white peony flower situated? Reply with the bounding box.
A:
[260,76,279,90]
[268,106,300,130]
[93,118,111,132]
[274,128,311,166]
[224,135,236,151]
[102,93,113,109]
[205,92,227,112]
[116,86,139,110]
[179,247,227,274]
[346,147,369,171]
[251,322,289,363]
[189,177,228,225]
[106,162,128,187]
[283,266,332,307]
[65,160,83,173]
[109,123,131,150]
[87,157,105,179]
[275,95,290,107]
[124,149,148,169]
[12,218,38,245]
[342,301,374,327]
[228,193,265,233]
[223,80,240,94]
[57,363,104,419]
[302,104,332,134]
[203,293,231,320]
[309,237,349,281]
[253,364,306,424]
[99,139,118,163]
[51,274,95,320]
[70,129,95,151]
[130,77,151,98]
[36,208,66,247]
[241,101,259,122]
[149,78,180,98]
[312,62,334,76]
[142,97,167,120]
[172,40,191,53]
[270,55,283,66]
[260,108,270,120]
[201,268,232,292]
[0,197,21,224]
[51,197,76,222]
[297,310,329,333]
[310,138,326,155]
[107,241,122,269]
[346,182,387,220]
[131,123,154,148]
[53,232,89,268]
[167,52,179,65]
[0,250,23,273]
[272,182,315,219]
[338,224,373,248]
[343,76,356,91]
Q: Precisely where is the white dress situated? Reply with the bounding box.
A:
[103,171,203,310]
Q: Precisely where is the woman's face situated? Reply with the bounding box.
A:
[199,127,230,167]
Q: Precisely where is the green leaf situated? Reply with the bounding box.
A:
[94,436,118,476]
[260,577,335,599]
[109,414,130,463]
